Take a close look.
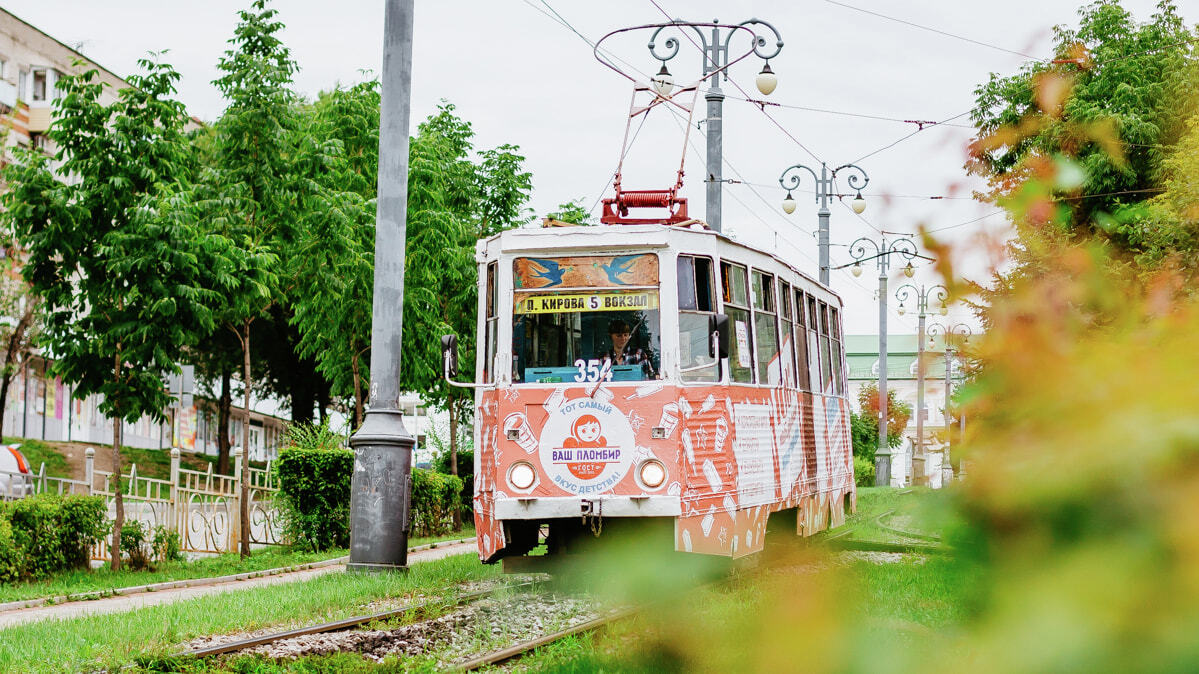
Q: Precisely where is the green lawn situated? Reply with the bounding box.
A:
[840,486,945,545]
[0,552,499,673]
[0,528,476,604]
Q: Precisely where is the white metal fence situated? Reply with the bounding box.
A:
[0,448,284,558]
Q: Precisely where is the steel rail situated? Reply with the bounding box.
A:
[176,580,541,660]
[456,605,640,671]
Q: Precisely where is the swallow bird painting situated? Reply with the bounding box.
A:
[528,258,566,287]
[600,255,639,285]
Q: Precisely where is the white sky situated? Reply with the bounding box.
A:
[7,0,1186,336]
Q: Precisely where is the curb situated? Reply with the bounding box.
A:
[0,536,476,613]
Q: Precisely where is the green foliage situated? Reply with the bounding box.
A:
[0,517,21,584]
[1,56,221,427]
[2,494,107,580]
[433,446,474,517]
[970,1,1196,237]
[852,454,875,488]
[410,468,464,539]
[547,199,594,225]
[855,383,911,449]
[275,424,353,551]
[119,521,183,571]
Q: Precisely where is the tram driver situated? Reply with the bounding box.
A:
[599,318,656,378]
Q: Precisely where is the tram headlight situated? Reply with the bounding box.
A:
[508,462,536,491]
[639,459,667,489]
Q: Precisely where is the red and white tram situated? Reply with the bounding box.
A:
[448,215,856,565]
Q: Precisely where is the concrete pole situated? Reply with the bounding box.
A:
[348,0,416,572]
[914,311,926,485]
[817,164,830,286]
[705,82,724,233]
[942,346,954,486]
[874,268,890,486]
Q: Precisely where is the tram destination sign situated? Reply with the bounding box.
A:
[515,291,659,314]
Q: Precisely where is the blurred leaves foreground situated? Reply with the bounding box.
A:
[556,57,1199,674]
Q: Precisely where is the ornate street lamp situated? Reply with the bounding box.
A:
[894,283,949,486]
[777,162,870,286]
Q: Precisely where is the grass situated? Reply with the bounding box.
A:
[0,547,349,604]
[840,486,944,544]
[0,551,500,673]
[0,528,476,604]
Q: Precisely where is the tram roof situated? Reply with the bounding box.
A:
[478,223,839,305]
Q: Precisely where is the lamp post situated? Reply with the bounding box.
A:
[348,0,417,572]
[649,19,783,233]
[835,234,930,487]
[895,284,948,486]
[778,163,870,285]
[926,322,971,486]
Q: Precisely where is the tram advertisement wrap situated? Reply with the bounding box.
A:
[474,381,856,562]
[538,398,636,493]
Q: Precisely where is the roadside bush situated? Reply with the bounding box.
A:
[275,445,354,552]
[0,518,22,583]
[3,493,107,579]
[411,468,463,538]
[853,455,875,487]
[120,521,183,571]
[433,447,474,519]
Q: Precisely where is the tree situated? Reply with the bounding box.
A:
[199,0,301,556]
[853,383,912,452]
[401,104,531,529]
[290,82,379,428]
[969,1,1195,238]
[1,57,223,571]
[546,199,593,225]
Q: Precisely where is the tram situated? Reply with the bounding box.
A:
[438,22,855,566]
[442,202,856,565]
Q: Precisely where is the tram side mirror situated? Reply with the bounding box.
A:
[440,334,459,378]
[708,314,729,359]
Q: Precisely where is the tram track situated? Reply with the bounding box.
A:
[175,579,544,660]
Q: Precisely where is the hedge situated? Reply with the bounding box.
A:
[275,446,465,550]
[0,493,107,580]
[411,469,463,539]
[275,446,355,552]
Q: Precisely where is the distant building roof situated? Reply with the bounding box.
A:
[845,334,968,381]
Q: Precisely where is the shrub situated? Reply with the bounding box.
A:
[411,468,463,538]
[275,445,354,552]
[853,455,875,487]
[120,519,152,571]
[433,447,474,519]
[0,518,22,583]
[3,493,107,579]
[120,521,182,571]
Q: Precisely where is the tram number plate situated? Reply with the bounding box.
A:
[573,359,612,382]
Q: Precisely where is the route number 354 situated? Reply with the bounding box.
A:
[572,358,611,382]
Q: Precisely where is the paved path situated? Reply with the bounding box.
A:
[0,541,476,629]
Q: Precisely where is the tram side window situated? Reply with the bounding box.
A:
[720,261,754,383]
[818,301,833,393]
[751,270,781,386]
[830,306,845,395]
[678,255,717,382]
[484,262,498,382]
[793,288,811,391]
[807,294,822,392]
[779,281,796,388]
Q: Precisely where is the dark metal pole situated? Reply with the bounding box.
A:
[348,0,416,572]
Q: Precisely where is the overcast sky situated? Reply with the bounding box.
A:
[7,0,1188,335]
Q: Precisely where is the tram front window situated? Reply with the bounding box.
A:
[512,254,662,384]
[513,300,660,383]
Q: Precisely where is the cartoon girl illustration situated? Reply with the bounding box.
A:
[563,414,606,448]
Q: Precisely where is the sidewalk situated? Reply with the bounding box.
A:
[0,540,475,629]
